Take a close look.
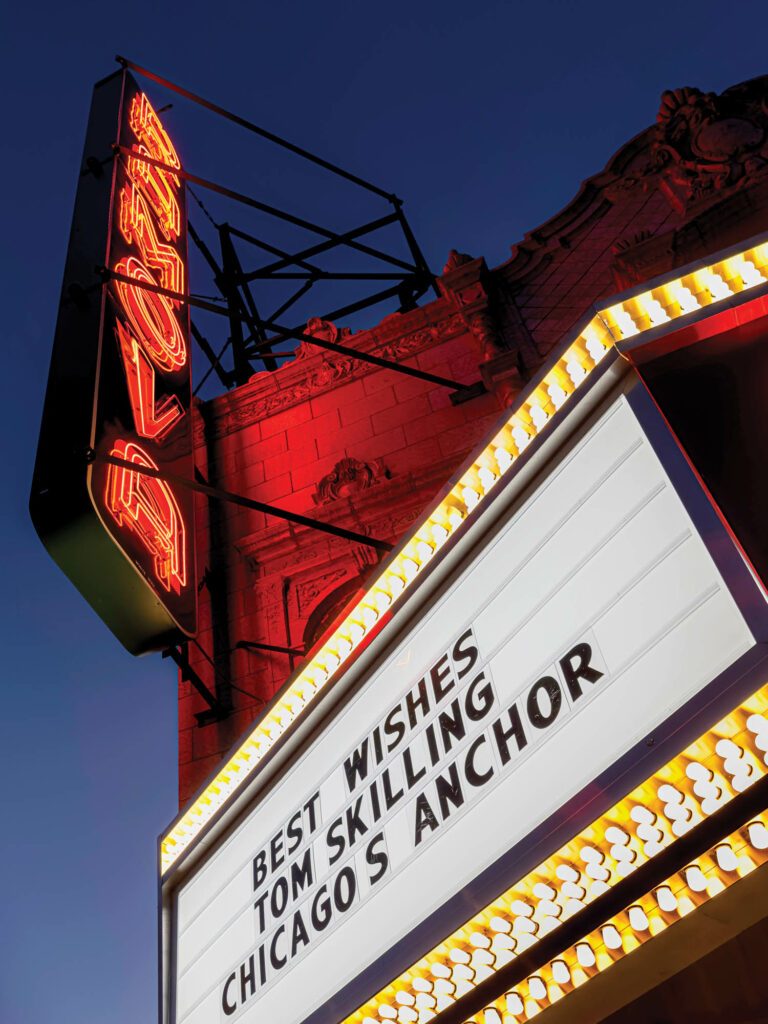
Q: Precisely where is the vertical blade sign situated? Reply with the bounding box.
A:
[30,70,197,655]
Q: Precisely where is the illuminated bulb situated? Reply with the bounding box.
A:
[655,885,677,913]
[491,933,515,953]
[430,963,451,979]
[628,905,649,931]
[668,281,700,314]
[685,865,708,892]
[415,541,434,563]
[715,843,739,872]
[490,916,511,933]
[529,404,548,430]
[336,637,352,658]
[472,949,495,967]
[702,270,732,300]
[434,994,454,1011]
[576,942,596,968]
[513,917,537,935]
[580,845,610,881]
[388,575,406,597]
[551,960,571,986]
[431,523,449,544]
[494,446,514,472]
[447,509,464,530]
[547,382,569,409]
[736,258,764,287]
[509,900,534,917]
[602,924,623,949]
[586,335,609,361]
[515,933,536,953]
[377,1005,397,1019]
[561,881,585,900]
[371,590,392,613]
[658,783,693,836]
[537,899,561,918]
[511,426,531,452]
[453,979,473,998]
[348,622,365,643]
[412,978,432,993]
[746,713,768,762]
[505,992,525,1014]
[533,883,555,900]
[564,898,586,917]
[555,864,580,883]
[528,976,547,1001]
[605,826,629,846]
[639,294,670,326]
[462,486,481,510]
[433,979,454,995]
[716,738,752,790]
[566,359,587,386]
[630,806,667,856]
[415,992,435,1009]
[395,992,415,1006]
[400,557,419,580]
[398,1007,417,1022]
[483,1009,502,1024]
[686,761,722,814]
[478,467,498,492]
[449,948,471,965]
[748,820,768,849]
[470,932,491,949]
[609,306,638,339]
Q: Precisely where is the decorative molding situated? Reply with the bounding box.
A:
[314,457,389,505]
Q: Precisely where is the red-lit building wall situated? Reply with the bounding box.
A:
[179,75,768,807]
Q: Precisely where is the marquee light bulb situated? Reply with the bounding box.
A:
[551,960,571,986]
[748,821,768,849]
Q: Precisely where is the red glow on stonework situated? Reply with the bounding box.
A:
[128,92,182,242]
[115,321,184,440]
[106,440,186,593]
[113,256,187,372]
[118,180,185,296]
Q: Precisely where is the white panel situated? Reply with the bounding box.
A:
[172,396,759,1024]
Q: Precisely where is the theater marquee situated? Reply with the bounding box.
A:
[30,69,196,654]
[160,240,768,1024]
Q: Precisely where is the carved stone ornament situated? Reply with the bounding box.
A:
[314,457,389,504]
[442,249,474,273]
[608,79,768,214]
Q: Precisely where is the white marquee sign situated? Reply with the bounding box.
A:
[164,368,766,1024]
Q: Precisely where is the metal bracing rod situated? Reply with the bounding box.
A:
[235,640,305,657]
[98,452,394,552]
[226,224,324,275]
[188,220,263,374]
[239,212,402,279]
[245,272,415,281]
[190,320,231,388]
[116,56,398,203]
[162,645,226,716]
[218,225,257,384]
[396,206,441,299]
[114,145,415,272]
[220,226,278,373]
[100,270,465,391]
[267,279,315,323]
[255,315,471,392]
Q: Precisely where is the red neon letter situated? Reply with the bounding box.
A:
[118,181,185,296]
[106,440,187,594]
[115,322,184,440]
[113,256,187,372]
[128,92,182,242]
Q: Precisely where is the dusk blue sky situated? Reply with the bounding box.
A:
[3,3,768,1022]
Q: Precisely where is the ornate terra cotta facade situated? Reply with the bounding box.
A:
[179,73,768,809]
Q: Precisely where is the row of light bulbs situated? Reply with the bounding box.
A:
[347,688,768,1024]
